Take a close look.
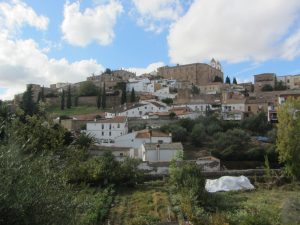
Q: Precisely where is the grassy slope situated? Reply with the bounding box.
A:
[108,181,177,225]
[107,181,300,225]
[46,106,101,117]
[232,184,300,224]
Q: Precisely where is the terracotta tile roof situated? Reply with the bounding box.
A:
[151,130,171,137]
[136,130,151,139]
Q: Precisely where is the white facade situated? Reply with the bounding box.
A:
[102,130,172,150]
[126,78,151,92]
[222,103,245,113]
[118,101,170,118]
[139,143,183,162]
[153,87,177,100]
[86,117,128,143]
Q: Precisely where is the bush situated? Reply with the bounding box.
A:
[212,129,251,160]
[161,124,188,142]
[241,112,272,135]
[79,81,97,96]
[261,84,274,92]
[191,123,206,146]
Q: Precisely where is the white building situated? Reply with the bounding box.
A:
[222,99,246,120]
[118,101,170,118]
[103,129,172,149]
[139,142,183,162]
[86,116,128,143]
[153,87,177,100]
[126,78,151,92]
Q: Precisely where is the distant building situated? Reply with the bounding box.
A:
[277,74,300,90]
[157,61,223,86]
[86,116,128,143]
[254,73,276,92]
[139,142,183,162]
[118,101,169,118]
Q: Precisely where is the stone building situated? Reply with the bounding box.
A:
[254,73,276,92]
[157,61,223,86]
[87,69,136,90]
[277,74,300,90]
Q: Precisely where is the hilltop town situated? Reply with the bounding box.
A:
[2,59,300,225]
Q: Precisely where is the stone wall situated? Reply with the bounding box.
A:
[45,94,121,108]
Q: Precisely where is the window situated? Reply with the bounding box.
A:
[248,106,251,111]
[109,132,111,136]
[109,124,111,129]
[117,123,120,128]
[102,132,104,136]
[120,153,123,156]
[102,124,104,129]
[158,140,163,144]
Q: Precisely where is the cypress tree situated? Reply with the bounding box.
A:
[41,86,45,102]
[233,77,237,85]
[22,84,36,116]
[101,83,106,109]
[37,91,41,103]
[121,82,127,105]
[130,88,136,102]
[225,76,231,84]
[61,90,65,110]
[74,95,78,107]
[66,85,72,109]
[97,87,102,109]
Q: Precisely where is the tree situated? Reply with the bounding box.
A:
[130,88,136,103]
[120,82,127,105]
[21,84,36,116]
[101,83,106,109]
[74,95,78,107]
[191,84,200,95]
[261,84,273,92]
[105,68,112,74]
[241,112,272,135]
[225,76,231,84]
[233,77,237,84]
[277,97,300,179]
[61,90,65,110]
[40,86,45,102]
[161,124,188,142]
[169,112,176,119]
[191,123,206,146]
[79,81,97,96]
[275,80,287,91]
[162,98,173,105]
[97,88,102,109]
[66,85,72,109]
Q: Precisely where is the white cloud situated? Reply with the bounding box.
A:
[126,62,165,76]
[168,0,300,64]
[0,0,48,36]
[0,35,104,100]
[131,0,183,33]
[61,0,123,47]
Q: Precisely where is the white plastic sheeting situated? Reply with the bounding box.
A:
[205,175,255,193]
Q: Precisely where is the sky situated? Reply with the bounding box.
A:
[1,0,300,100]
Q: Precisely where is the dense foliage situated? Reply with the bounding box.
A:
[277,97,300,179]
[0,104,142,225]
[161,113,276,161]
[79,81,97,96]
